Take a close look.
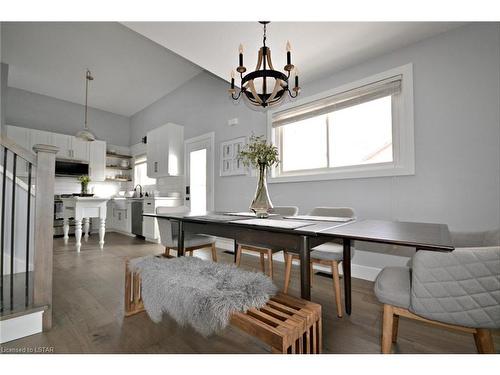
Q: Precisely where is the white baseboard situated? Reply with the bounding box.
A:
[214,237,408,282]
[0,311,43,344]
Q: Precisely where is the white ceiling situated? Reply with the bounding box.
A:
[1,22,202,117]
[123,22,465,86]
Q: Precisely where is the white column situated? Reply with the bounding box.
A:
[74,219,82,253]
[63,218,69,244]
[99,218,106,250]
[83,217,90,241]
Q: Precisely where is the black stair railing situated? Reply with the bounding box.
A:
[0,143,34,314]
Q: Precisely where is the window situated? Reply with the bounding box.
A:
[134,155,156,186]
[269,64,414,182]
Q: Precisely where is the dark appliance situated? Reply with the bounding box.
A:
[55,159,89,177]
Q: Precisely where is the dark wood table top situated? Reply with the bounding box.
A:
[144,213,454,251]
[143,212,348,236]
[320,219,454,251]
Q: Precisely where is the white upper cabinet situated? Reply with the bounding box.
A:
[29,129,52,151]
[71,137,90,161]
[88,140,106,182]
[146,123,184,178]
[4,126,107,181]
[51,133,72,158]
[5,125,30,151]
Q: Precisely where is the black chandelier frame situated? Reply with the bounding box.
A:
[229,21,300,108]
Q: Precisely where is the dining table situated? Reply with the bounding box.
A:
[143,212,454,315]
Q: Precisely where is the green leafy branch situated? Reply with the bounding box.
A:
[238,135,279,169]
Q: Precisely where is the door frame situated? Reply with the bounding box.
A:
[184,132,215,211]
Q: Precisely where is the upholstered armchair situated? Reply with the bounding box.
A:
[375,240,500,353]
[284,207,356,318]
[156,206,217,261]
[235,206,299,277]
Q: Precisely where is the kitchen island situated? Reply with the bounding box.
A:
[61,196,109,252]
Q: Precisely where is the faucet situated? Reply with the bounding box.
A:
[134,184,143,198]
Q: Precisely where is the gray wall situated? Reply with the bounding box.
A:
[0,63,7,134]
[6,87,131,147]
[130,23,500,233]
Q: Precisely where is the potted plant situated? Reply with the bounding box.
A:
[238,135,279,218]
[77,175,91,196]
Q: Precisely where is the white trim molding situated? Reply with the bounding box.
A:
[267,63,415,184]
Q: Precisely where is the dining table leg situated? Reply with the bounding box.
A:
[343,238,352,315]
[177,220,185,256]
[299,235,311,301]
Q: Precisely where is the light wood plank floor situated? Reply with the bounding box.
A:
[1,232,498,354]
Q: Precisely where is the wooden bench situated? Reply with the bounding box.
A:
[124,259,322,354]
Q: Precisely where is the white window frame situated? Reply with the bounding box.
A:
[267,63,415,184]
[134,154,156,186]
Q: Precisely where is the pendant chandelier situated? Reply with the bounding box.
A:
[75,69,97,142]
[229,21,300,108]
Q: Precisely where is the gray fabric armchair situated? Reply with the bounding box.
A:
[375,244,500,353]
[235,206,299,278]
[284,207,356,318]
[156,206,217,261]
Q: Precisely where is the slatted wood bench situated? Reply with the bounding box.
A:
[124,258,322,354]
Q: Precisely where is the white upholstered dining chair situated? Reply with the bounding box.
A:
[156,206,218,261]
[283,207,356,318]
[235,206,299,278]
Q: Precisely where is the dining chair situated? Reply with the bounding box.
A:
[283,207,356,318]
[235,206,299,278]
[374,243,500,353]
[156,206,218,261]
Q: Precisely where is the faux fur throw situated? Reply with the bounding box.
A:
[129,256,277,336]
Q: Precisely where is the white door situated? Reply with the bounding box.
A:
[184,133,214,213]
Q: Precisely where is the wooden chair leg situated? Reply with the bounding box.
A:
[331,261,343,318]
[392,315,399,343]
[164,247,170,257]
[381,304,394,354]
[210,243,218,262]
[474,329,495,354]
[259,253,266,274]
[235,244,242,267]
[267,249,273,278]
[283,252,293,294]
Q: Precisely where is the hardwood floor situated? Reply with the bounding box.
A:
[1,232,498,354]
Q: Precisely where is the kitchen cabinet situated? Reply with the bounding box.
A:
[71,137,89,161]
[89,140,106,181]
[5,125,30,150]
[4,125,107,181]
[29,129,52,151]
[51,133,72,159]
[146,123,184,178]
[106,199,131,234]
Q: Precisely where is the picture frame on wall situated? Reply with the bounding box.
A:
[220,136,247,176]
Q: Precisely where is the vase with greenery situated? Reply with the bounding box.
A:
[238,135,279,218]
[77,175,91,196]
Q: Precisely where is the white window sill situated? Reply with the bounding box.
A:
[269,163,414,184]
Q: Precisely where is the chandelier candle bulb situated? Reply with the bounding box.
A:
[230,71,235,90]
[286,41,292,65]
[239,44,244,67]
